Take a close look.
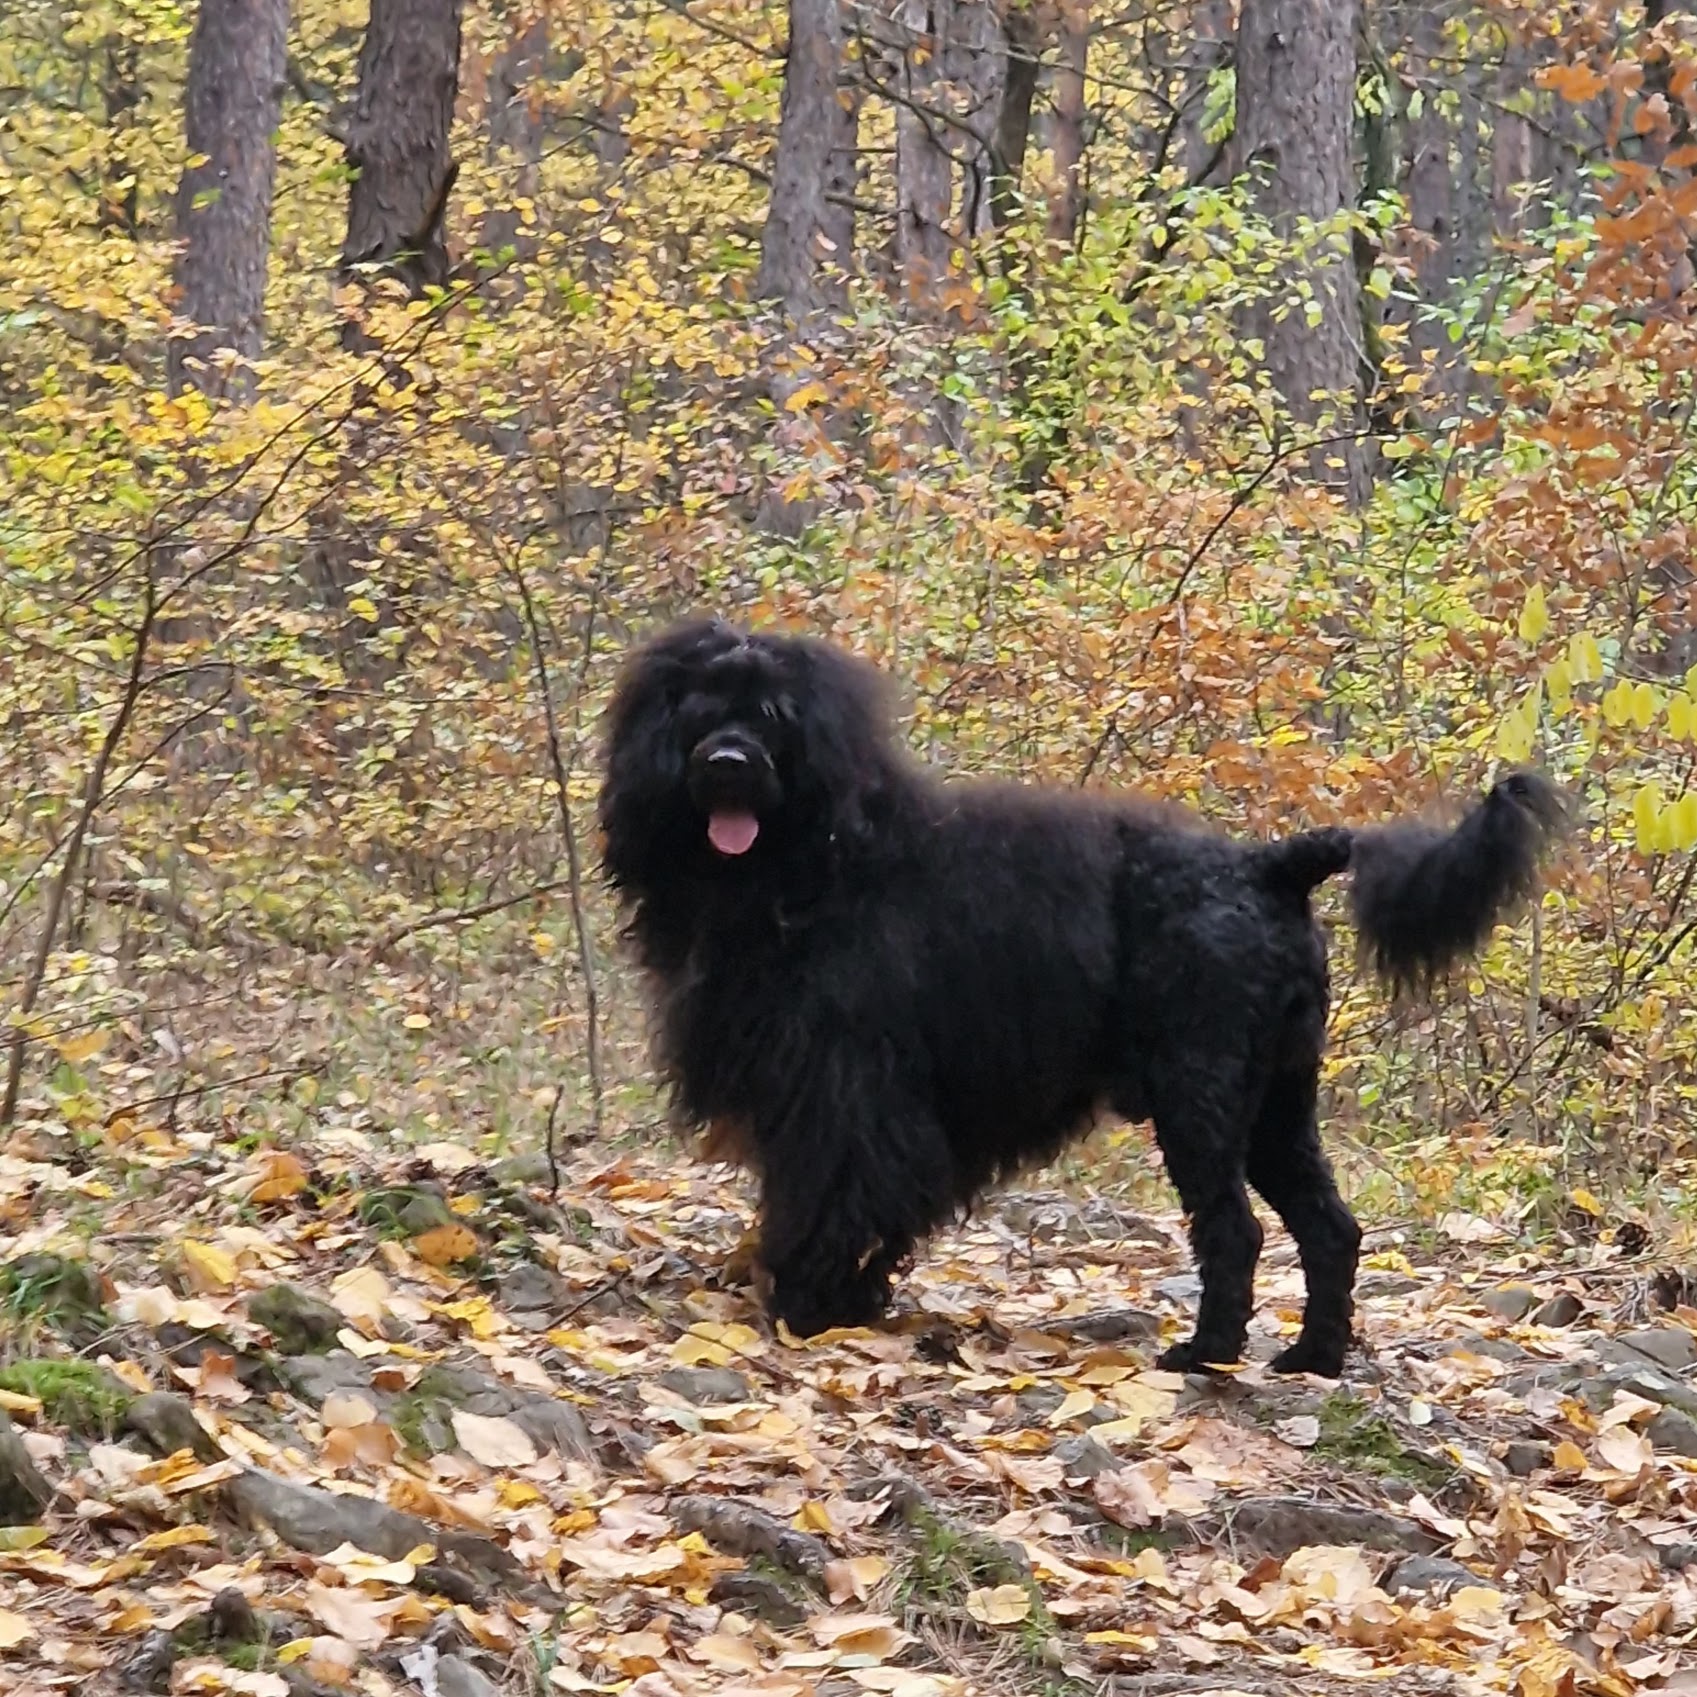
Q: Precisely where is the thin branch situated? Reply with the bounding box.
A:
[3,559,158,1128]
[507,559,604,1137]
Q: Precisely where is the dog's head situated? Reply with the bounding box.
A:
[600,618,897,894]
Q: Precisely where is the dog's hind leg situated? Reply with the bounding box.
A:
[1148,1083,1263,1373]
[1245,1066,1361,1379]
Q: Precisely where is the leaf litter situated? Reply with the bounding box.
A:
[2,1129,1697,1697]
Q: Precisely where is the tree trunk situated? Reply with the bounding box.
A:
[759,0,855,314]
[166,0,288,403]
[890,0,960,300]
[1177,0,1234,185]
[342,0,465,295]
[102,33,143,237]
[1046,1,1088,243]
[1234,0,1366,502]
[990,3,1053,231]
[482,4,548,262]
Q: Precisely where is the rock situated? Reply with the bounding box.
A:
[1659,1542,1697,1571]
[1502,1440,1549,1477]
[1531,1292,1584,1328]
[249,1282,345,1354]
[1386,1554,1481,1597]
[709,1569,809,1627]
[0,1409,53,1524]
[673,1494,830,1580]
[1583,1362,1697,1420]
[126,1392,223,1463]
[416,1562,486,1607]
[1054,1435,1120,1479]
[436,1655,503,1697]
[278,1350,375,1407]
[357,1184,457,1236]
[1155,1273,1203,1304]
[121,1628,178,1692]
[1015,1385,1067,1424]
[206,1586,264,1644]
[489,1152,557,1188]
[1481,1285,1539,1322]
[226,1468,532,1594]
[510,1399,594,1462]
[0,1253,107,1341]
[497,1261,569,1316]
[1052,1308,1161,1344]
[1648,1408,1697,1458]
[1357,1272,1422,1299]
[1204,1496,1438,1558]
[1446,1334,1528,1364]
[1619,1327,1697,1373]
[658,1366,751,1406]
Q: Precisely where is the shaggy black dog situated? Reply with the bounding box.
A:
[600,618,1564,1378]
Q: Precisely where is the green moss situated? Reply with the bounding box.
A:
[0,1359,133,1436]
[1313,1392,1452,1489]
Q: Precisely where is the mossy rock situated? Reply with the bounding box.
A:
[357,1185,457,1238]
[249,1282,344,1355]
[0,1253,108,1344]
[0,1358,134,1437]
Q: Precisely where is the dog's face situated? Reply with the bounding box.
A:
[673,630,801,860]
[602,617,894,893]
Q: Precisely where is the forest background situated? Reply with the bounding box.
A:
[3,0,1697,1235]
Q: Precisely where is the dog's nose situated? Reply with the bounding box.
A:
[707,747,749,766]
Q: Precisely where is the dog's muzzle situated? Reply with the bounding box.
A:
[687,731,780,856]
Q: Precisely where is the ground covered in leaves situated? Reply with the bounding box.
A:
[3,1127,1697,1697]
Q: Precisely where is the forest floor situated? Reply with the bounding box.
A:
[2,1120,1697,1697]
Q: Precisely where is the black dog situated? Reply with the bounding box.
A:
[599,618,1563,1377]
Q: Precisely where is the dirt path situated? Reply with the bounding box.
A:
[1,1131,1693,1697]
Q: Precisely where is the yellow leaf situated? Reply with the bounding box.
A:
[966,1583,1034,1626]
[825,1554,891,1604]
[55,1027,111,1065]
[1602,678,1633,726]
[1570,631,1603,684]
[1634,783,1666,855]
[1568,1189,1603,1218]
[0,1609,35,1649]
[179,1239,237,1293]
[1633,681,1659,730]
[783,380,829,412]
[412,1222,479,1266]
[1670,792,1697,852]
[133,1524,216,1554]
[347,596,380,622]
[249,1149,309,1203]
[1048,1388,1097,1427]
[1544,654,1572,716]
[1517,584,1549,644]
[402,1012,432,1030]
[1551,1439,1588,1471]
[1670,693,1694,742]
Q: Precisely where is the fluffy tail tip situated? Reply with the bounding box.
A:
[1351,767,1567,997]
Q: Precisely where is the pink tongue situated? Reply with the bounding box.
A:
[708,811,760,856]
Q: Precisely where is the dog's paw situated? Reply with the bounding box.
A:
[1155,1339,1237,1375]
[1268,1337,1348,1379]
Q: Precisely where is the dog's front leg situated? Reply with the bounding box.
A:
[751,1078,951,1340]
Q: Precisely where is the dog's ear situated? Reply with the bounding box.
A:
[791,639,897,843]
[599,634,699,888]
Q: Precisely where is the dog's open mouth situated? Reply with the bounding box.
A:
[708,810,760,856]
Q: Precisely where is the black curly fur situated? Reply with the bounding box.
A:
[599,618,1565,1378]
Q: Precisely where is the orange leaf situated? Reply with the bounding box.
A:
[412,1222,479,1267]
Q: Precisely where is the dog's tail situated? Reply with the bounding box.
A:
[1254,770,1567,995]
